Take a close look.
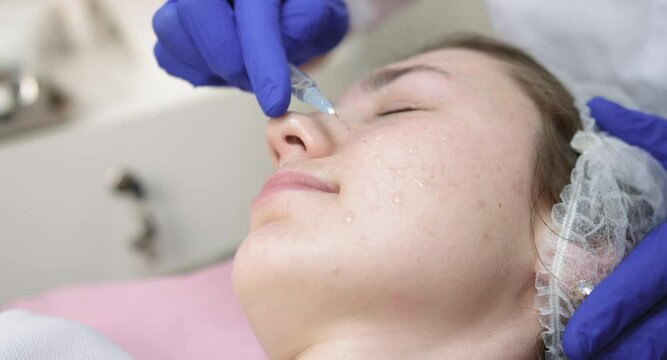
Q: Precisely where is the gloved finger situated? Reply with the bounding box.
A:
[152,1,209,71]
[236,0,291,117]
[281,0,349,65]
[588,97,667,168]
[154,43,226,87]
[293,0,348,64]
[592,296,667,359]
[176,0,251,90]
[562,222,667,359]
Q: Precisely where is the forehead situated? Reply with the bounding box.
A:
[340,48,525,103]
[404,49,536,115]
[402,48,505,69]
[341,48,539,121]
[390,48,517,91]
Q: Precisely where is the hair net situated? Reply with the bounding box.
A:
[534,95,667,359]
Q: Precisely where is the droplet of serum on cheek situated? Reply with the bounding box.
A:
[392,193,403,206]
[344,213,354,224]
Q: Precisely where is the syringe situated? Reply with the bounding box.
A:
[289,63,350,131]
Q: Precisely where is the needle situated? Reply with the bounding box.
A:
[289,63,350,131]
[331,111,350,131]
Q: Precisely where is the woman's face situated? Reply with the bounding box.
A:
[234,49,544,357]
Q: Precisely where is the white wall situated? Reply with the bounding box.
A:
[0,0,492,304]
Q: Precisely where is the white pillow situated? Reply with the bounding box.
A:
[0,310,132,360]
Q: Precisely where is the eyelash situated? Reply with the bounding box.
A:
[379,107,418,116]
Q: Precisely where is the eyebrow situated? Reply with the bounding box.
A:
[361,64,452,92]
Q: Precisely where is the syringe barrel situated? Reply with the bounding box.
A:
[289,63,316,101]
[302,87,335,115]
[289,63,335,115]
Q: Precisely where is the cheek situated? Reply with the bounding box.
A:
[336,119,535,288]
[341,120,487,220]
[341,123,447,212]
[338,123,488,264]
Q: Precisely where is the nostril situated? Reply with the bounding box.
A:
[285,135,306,150]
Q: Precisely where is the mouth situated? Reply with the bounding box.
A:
[252,170,339,207]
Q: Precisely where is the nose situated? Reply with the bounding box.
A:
[265,112,337,167]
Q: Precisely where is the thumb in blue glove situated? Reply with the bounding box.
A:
[152,0,349,117]
[563,97,667,359]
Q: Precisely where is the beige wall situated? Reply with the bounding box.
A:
[303,0,493,110]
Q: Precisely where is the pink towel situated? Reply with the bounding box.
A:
[6,261,266,360]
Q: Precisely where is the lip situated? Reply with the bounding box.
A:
[252,170,339,206]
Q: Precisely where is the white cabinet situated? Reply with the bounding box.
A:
[0,94,272,304]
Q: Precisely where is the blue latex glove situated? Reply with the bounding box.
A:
[152,0,349,117]
[563,97,667,359]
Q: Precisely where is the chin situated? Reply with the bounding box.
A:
[231,235,264,311]
[233,220,290,291]
[232,224,305,331]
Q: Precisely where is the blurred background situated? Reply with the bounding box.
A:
[0,0,492,304]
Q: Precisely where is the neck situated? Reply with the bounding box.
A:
[292,310,541,360]
[295,322,444,360]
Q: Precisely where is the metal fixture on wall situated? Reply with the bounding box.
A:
[108,168,159,262]
[0,65,68,138]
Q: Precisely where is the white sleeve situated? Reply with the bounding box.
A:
[0,310,133,360]
[347,0,418,30]
[485,0,667,117]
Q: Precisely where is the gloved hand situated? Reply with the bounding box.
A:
[152,0,349,117]
[563,97,667,359]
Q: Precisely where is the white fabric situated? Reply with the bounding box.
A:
[534,95,667,359]
[0,310,132,360]
[486,0,667,118]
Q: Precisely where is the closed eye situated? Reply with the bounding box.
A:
[379,107,419,116]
